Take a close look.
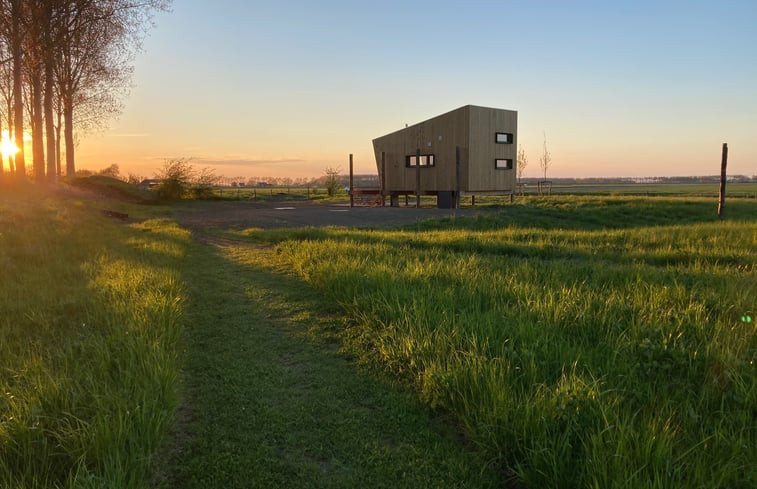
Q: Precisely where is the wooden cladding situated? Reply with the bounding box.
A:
[373,105,517,193]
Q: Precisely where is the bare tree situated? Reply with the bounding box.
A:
[517,144,528,183]
[0,0,171,181]
[9,0,25,181]
[539,131,552,181]
[56,0,171,176]
[25,0,46,180]
[324,166,341,196]
[0,31,16,175]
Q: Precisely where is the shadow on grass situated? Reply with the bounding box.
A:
[158,240,499,489]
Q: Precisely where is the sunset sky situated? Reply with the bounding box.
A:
[74,0,756,180]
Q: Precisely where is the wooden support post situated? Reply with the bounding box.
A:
[349,153,354,208]
[455,146,461,209]
[471,195,476,206]
[381,151,386,207]
[718,143,728,219]
[415,148,421,208]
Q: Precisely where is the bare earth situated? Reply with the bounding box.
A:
[171,199,486,231]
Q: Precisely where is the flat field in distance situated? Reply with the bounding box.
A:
[237,196,757,488]
[527,182,757,197]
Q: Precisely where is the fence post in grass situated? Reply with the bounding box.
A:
[349,153,354,208]
[718,143,728,220]
[455,146,461,209]
[381,151,386,207]
[416,148,421,208]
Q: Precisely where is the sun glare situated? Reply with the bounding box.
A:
[1,130,18,159]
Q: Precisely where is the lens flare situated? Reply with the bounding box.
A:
[1,130,18,158]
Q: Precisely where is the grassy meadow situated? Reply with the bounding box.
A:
[2,185,755,488]
[238,196,757,488]
[0,186,188,488]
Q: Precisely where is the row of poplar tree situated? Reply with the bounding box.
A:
[0,0,170,183]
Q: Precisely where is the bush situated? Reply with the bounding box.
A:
[154,158,221,201]
[154,158,195,200]
[324,166,341,197]
[191,167,220,199]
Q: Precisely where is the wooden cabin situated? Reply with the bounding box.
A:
[372,105,517,207]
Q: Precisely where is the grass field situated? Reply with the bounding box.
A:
[238,196,757,488]
[2,185,755,488]
[0,186,188,488]
[207,182,757,203]
[521,182,757,198]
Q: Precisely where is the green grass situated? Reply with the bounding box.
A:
[155,240,500,488]
[67,175,157,203]
[210,186,348,202]
[516,182,757,198]
[237,195,757,488]
[3,188,755,488]
[0,186,188,488]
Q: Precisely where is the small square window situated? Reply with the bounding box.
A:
[495,132,513,144]
[495,158,513,170]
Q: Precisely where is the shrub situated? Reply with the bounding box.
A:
[154,158,195,200]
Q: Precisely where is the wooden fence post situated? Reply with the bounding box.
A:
[718,143,728,219]
[415,148,421,208]
[455,146,461,209]
[381,151,386,207]
[349,153,354,208]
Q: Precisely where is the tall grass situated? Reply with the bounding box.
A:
[0,187,188,488]
[245,196,757,488]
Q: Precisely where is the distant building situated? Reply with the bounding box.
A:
[373,105,517,207]
[138,179,161,189]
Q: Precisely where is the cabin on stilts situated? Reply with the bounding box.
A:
[372,105,518,208]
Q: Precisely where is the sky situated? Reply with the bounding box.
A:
[71,0,756,179]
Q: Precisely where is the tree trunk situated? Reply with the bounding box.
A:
[0,117,4,178]
[45,58,56,183]
[5,100,13,175]
[64,98,75,177]
[31,67,45,181]
[11,0,25,181]
[56,108,62,176]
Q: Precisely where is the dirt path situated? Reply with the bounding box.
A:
[170,199,486,232]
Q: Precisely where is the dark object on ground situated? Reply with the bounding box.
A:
[102,209,129,220]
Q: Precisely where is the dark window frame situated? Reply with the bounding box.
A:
[495,158,513,170]
[405,154,436,168]
[495,132,513,144]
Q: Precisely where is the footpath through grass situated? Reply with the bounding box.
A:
[1,185,499,487]
[237,196,757,488]
[156,239,499,488]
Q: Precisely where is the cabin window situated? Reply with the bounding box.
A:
[495,132,513,144]
[406,154,435,167]
[495,158,513,170]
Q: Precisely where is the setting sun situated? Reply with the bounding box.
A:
[1,130,18,159]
